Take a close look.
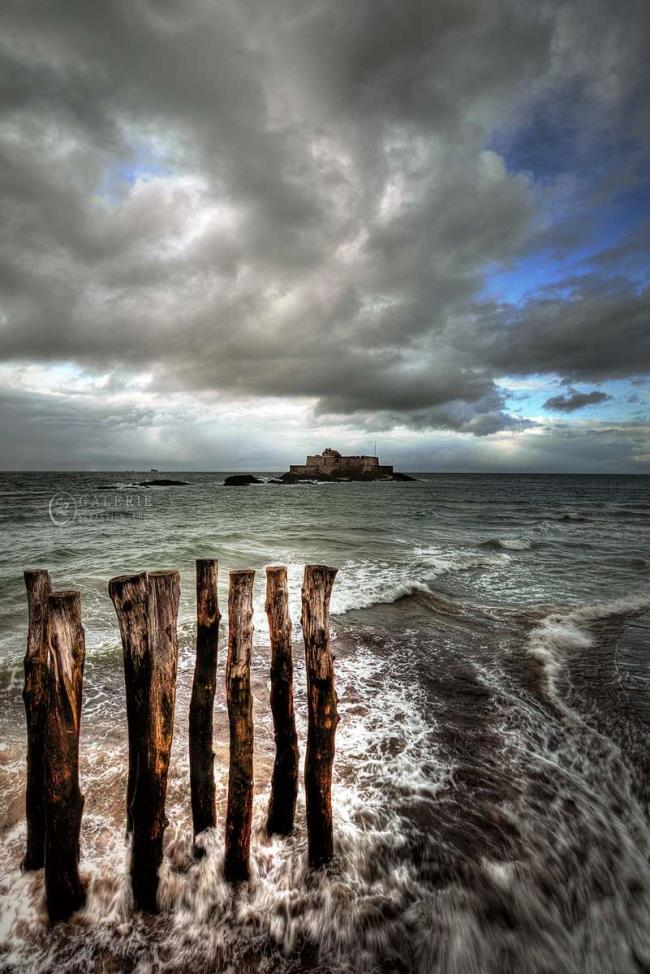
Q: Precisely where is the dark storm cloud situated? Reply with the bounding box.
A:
[465,273,650,382]
[315,385,535,437]
[543,389,611,412]
[0,0,648,455]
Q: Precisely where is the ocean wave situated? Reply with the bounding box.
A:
[526,593,650,695]
[606,508,650,519]
[220,551,508,628]
[626,556,650,569]
[480,538,534,552]
[329,550,510,615]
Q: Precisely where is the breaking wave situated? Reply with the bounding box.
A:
[526,593,650,697]
[328,550,511,614]
[480,537,534,551]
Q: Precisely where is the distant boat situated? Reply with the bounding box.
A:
[150,468,159,473]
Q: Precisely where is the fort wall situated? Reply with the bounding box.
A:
[289,449,394,478]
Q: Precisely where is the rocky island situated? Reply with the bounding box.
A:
[223,449,414,485]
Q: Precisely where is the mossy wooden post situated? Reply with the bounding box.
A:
[189,559,221,850]
[22,568,51,871]
[108,571,149,835]
[108,569,180,912]
[265,566,299,835]
[224,569,254,882]
[44,590,86,922]
[302,565,339,869]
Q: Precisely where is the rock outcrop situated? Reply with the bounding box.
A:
[224,474,263,486]
[135,479,189,487]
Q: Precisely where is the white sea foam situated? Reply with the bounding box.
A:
[527,593,650,695]
[0,628,449,972]
[2,591,649,971]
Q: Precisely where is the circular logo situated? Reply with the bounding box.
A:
[49,491,77,526]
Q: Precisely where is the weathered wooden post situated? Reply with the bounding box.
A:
[302,565,339,869]
[108,571,149,834]
[135,569,179,911]
[224,569,255,882]
[108,569,180,912]
[44,590,86,921]
[189,559,221,850]
[22,568,51,871]
[265,566,299,835]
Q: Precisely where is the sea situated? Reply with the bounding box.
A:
[0,471,648,973]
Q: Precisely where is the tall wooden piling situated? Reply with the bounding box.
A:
[108,569,180,912]
[189,559,221,848]
[302,565,339,869]
[265,566,299,835]
[44,590,86,921]
[108,571,149,834]
[135,569,180,911]
[224,569,255,882]
[22,568,52,871]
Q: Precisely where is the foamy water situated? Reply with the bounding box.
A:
[0,472,648,972]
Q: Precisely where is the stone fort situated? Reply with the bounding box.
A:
[289,447,394,478]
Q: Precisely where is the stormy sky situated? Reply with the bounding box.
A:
[0,0,648,471]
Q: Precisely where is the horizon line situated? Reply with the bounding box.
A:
[0,469,647,477]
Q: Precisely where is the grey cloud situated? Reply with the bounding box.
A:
[385,421,650,474]
[0,0,647,463]
[543,389,611,412]
[3,385,644,473]
[0,388,157,468]
[465,275,650,382]
[316,388,535,437]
